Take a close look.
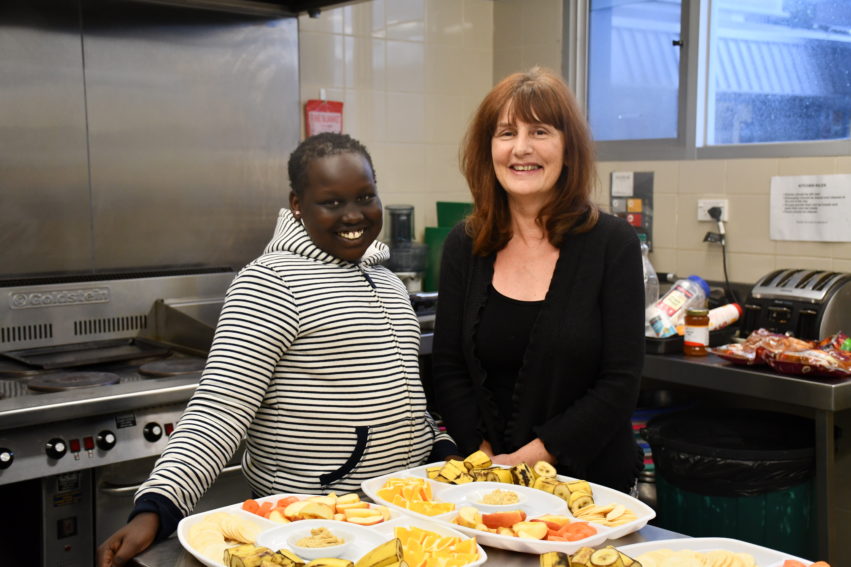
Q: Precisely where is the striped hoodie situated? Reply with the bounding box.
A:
[136,208,452,519]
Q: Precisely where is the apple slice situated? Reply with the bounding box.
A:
[513,520,548,540]
[284,500,311,519]
[336,493,361,506]
[534,514,571,530]
[267,509,290,524]
[344,507,384,525]
[481,510,526,530]
[296,501,334,520]
[306,495,336,509]
[455,506,481,528]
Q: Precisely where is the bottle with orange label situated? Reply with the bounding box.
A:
[683,308,710,356]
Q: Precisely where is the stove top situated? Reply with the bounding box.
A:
[0,350,206,399]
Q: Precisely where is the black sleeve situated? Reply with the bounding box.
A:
[130,493,184,542]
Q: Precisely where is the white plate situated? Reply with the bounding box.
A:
[177,493,485,567]
[617,537,814,567]
[362,462,656,555]
[177,493,398,567]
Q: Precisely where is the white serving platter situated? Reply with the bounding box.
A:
[177,493,486,567]
[361,462,656,555]
[617,537,815,567]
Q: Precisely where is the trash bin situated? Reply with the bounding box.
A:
[643,408,816,559]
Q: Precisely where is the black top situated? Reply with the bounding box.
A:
[476,285,543,436]
[432,212,646,492]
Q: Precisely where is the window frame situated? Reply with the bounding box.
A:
[565,0,851,161]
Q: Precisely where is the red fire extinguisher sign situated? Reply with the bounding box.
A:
[304,99,344,136]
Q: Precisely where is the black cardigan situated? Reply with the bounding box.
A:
[431,212,645,492]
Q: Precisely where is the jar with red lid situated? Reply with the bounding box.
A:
[683,308,710,356]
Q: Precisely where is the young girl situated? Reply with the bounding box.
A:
[98,133,455,566]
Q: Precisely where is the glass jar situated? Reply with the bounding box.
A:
[683,308,710,356]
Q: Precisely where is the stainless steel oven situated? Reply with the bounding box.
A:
[0,269,252,567]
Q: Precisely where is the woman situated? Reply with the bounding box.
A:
[98,133,455,566]
[432,67,644,493]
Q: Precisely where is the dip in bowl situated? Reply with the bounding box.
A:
[286,525,351,560]
[471,488,527,513]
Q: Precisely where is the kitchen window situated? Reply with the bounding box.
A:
[571,0,851,160]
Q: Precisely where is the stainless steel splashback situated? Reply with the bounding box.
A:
[0,0,300,279]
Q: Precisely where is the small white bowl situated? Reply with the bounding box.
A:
[469,488,527,513]
[286,527,352,560]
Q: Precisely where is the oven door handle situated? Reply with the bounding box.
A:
[98,464,243,495]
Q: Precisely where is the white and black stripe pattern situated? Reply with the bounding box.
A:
[136,209,451,515]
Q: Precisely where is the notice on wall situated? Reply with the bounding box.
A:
[770,174,851,242]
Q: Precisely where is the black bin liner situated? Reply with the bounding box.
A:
[642,408,814,497]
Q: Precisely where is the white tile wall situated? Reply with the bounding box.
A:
[299,0,493,238]
[300,0,851,285]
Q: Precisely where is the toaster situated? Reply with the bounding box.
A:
[741,269,851,340]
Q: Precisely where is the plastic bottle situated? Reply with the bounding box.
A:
[640,243,660,308]
[646,275,710,338]
[708,303,743,331]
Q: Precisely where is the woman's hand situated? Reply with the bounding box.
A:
[490,438,555,467]
[96,512,159,567]
[478,439,494,457]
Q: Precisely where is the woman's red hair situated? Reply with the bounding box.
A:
[460,66,598,256]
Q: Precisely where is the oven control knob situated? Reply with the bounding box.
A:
[143,423,163,442]
[0,448,13,469]
[45,438,67,460]
[96,430,117,451]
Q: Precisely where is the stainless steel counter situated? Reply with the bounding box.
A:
[5,344,850,562]
[643,352,851,564]
[130,525,687,567]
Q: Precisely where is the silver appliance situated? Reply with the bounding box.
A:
[0,270,251,566]
[742,269,851,340]
[1,1,301,561]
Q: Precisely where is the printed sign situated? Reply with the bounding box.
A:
[770,174,851,242]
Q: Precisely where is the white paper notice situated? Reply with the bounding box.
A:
[770,174,851,242]
[611,171,634,197]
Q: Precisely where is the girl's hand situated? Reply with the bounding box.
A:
[96,512,159,567]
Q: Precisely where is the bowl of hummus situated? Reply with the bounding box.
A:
[472,488,527,513]
[286,524,351,560]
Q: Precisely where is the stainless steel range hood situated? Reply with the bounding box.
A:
[126,0,362,16]
[1,0,300,280]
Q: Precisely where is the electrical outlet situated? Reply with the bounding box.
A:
[697,199,729,221]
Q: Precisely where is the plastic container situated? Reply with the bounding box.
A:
[640,243,660,308]
[643,408,816,559]
[709,303,743,331]
[646,275,710,338]
[385,204,415,245]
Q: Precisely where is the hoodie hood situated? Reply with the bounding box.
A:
[263,208,389,266]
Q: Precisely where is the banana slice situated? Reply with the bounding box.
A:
[533,460,557,479]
